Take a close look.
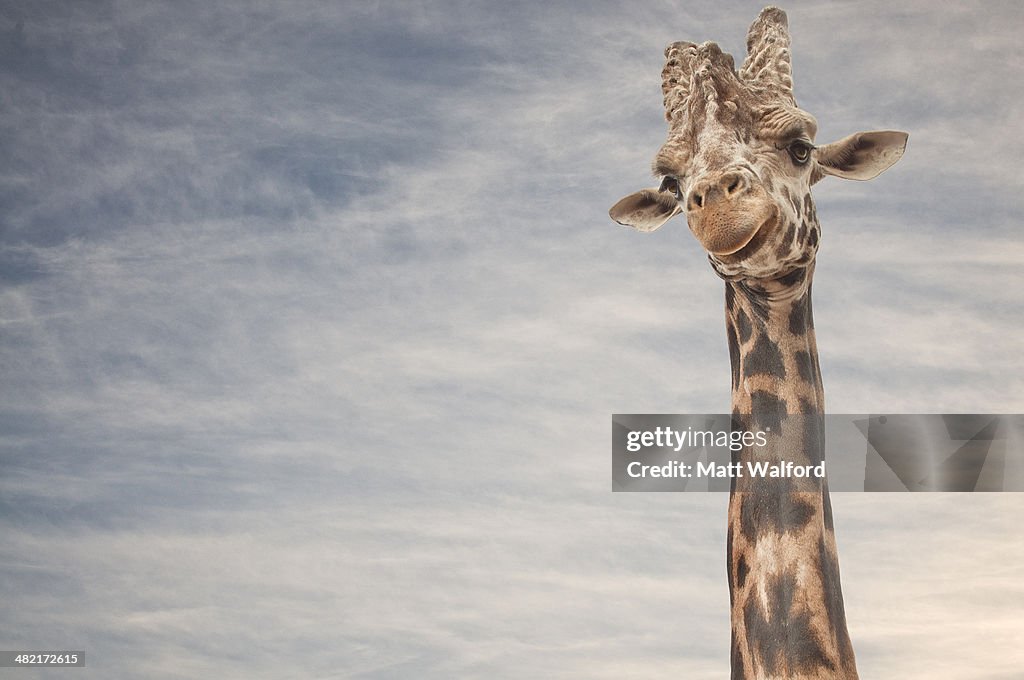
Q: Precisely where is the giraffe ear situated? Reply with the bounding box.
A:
[812,130,908,184]
[609,188,681,232]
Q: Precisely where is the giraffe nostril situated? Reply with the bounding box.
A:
[726,177,740,194]
[693,192,704,208]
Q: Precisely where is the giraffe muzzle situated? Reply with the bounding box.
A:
[685,184,776,256]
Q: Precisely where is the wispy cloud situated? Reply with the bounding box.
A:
[1,0,1022,677]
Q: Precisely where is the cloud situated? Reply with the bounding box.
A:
[1,1,1022,677]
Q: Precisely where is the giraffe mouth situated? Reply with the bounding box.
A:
[709,206,778,258]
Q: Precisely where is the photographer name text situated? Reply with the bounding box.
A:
[626,459,825,479]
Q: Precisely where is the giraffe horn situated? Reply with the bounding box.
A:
[661,41,699,127]
[739,6,795,104]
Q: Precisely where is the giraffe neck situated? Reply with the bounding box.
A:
[724,265,859,680]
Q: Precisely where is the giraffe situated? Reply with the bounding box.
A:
[609,7,906,680]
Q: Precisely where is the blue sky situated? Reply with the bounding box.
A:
[1,1,1023,678]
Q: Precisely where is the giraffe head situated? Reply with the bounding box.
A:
[610,6,907,281]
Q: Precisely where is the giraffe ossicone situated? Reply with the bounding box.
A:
[610,7,907,680]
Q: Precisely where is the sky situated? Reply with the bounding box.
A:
[1,0,1023,678]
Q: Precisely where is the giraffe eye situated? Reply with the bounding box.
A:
[659,176,683,200]
[787,140,813,165]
